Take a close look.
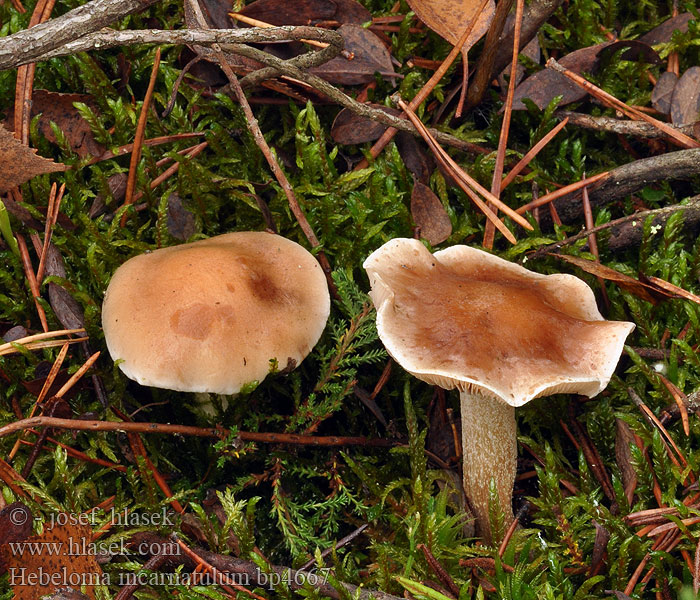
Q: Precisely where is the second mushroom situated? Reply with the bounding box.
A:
[364,238,634,543]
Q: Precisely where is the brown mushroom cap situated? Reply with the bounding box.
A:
[364,238,635,407]
[102,232,330,394]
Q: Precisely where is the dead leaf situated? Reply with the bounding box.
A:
[396,131,434,183]
[638,13,694,45]
[512,42,611,110]
[406,0,494,62]
[330,105,400,144]
[39,241,86,331]
[5,90,105,158]
[310,25,396,85]
[589,520,610,576]
[0,124,65,193]
[89,172,128,219]
[3,518,104,600]
[671,66,700,126]
[597,40,661,65]
[167,192,196,241]
[197,0,236,28]
[411,181,452,245]
[499,36,540,91]
[239,0,370,25]
[0,503,33,573]
[553,253,668,304]
[651,71,678,114]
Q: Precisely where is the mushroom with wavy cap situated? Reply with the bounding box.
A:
[364,238,634,542]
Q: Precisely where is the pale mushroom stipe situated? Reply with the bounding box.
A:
[364,238,635,543]
[102,231,330,402]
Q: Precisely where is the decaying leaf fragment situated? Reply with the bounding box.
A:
[0,124,65,193]
[3,518,104,600]
[671,66,700,126]
[410,181,452,245]
[310,24,396,85]
[5,90,105,158]
[406,0,495,58]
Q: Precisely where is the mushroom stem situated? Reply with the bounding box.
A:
[459,391,516,544]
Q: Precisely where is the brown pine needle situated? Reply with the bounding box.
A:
[657,374,690,437]
[121,46,162,225]
[581,177,609,309]
[356,0,491,170]
[131,141,208,205]
[55,351,100,398]
[0,328,87,357]
[515,172,609,214]
[397,98,532,240]
[546,58,700,149]
[36,182,65,284]
[628,388,690,475]
[501,117,569,190]
[8,341,70,460]
[85,132,205,165]
[17,233,49,332]
[483,0,524,249]
[646,275,700,306]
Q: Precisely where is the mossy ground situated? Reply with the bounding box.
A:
[1,0,700,598]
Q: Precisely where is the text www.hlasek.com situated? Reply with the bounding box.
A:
[8,536,332,589]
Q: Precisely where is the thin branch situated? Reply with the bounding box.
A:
[0,0,161,70]
[529,195,700,258]
[544,148,700,224]
[558,111,699,139]
[0,415,398,446]
[13,26,344,68]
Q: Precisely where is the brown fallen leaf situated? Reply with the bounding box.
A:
[411,181,452,245]
[396,131,434,184]
[671,66,700,126]
[310,24,396,85]
[5,90,105,158]
[0,502,33,573]
[651,71,678,115]
[330,105,400,144]
[0,124,65,193]
[499,35,540,91]
[167,192,196,241]
[553,253,669,304]
[3,518,104,600]
[42,242,86,331]
[512,42,612,110]
[589,520,610,576]
[406,0,494,64]
[638,12,694,45]
[239,0,370,25]
[597,40,661,66]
